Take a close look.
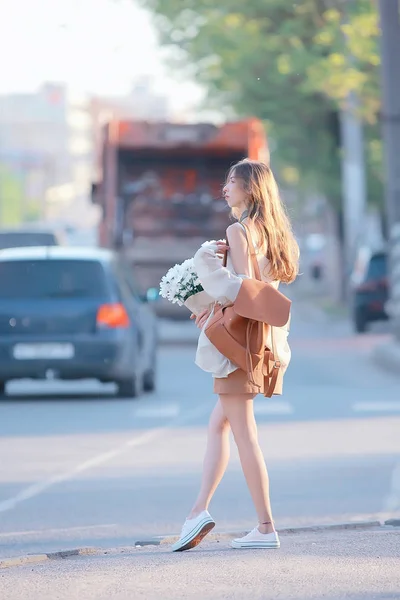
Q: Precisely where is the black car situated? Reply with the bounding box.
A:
[0,247,158,397]
[351,249,389,333]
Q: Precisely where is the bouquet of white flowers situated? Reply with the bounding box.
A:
[159,258,214,316]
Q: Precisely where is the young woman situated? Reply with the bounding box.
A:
[172,159,299,552]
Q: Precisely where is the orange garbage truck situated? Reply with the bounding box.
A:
[92,119,268,317]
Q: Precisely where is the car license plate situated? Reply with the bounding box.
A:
[13,343,75,360]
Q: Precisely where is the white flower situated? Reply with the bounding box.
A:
[159,253,208,307]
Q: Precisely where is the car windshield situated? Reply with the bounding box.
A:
[0,260,109,299]
[0,232,58,249]
[366,254,387,280]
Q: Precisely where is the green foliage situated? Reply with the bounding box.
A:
[140,0,381,204]
[24,201,42,222]
[0,165,24,226]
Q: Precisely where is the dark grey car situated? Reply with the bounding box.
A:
[351,250,389,333]
[0,247,158,397]
[0,229,63,248]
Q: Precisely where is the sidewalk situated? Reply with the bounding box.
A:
[1,524,399,599]
[373,337,400,376]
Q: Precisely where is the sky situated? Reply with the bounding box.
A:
[0,0,203,112]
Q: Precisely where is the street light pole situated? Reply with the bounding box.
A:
[339,1,367,298]
[339,92,367,290]
[378,0,400,339]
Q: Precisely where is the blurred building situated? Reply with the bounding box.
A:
[0,83,94,226]
[0,83,69,184]
[0,79,169,228]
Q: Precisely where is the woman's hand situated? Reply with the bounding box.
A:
[190,309,211,329]
[216,241,229,257]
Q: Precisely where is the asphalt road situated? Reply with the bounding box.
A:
[0,305,399,590]
[2,528,400,600]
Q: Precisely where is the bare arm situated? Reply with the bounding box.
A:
[226,223,252,278]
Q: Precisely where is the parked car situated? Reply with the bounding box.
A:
[0,247,158,397]
[0,227,64,249]
[351,248,389,333]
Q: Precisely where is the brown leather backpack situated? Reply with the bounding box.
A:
[204,223,291,397]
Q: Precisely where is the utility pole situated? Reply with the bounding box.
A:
[339,1,367,297]
[378,0,400,339]
[339,93,367,291]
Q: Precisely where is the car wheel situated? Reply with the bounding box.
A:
[116,375,142,398]
[354,310,368,334]
[0,381,6,397]
[143,368,156,392]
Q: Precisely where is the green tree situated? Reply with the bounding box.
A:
[0,165,24,226]
[140,0,381,205]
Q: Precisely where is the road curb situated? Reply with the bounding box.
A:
[0,520,383,569]
[0,547,97,570]
[372,340,400,376]
[138,519,383,547]
[0,554,49,569]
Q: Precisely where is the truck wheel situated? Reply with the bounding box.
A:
[354,310,368,334]
[116,375,142,398]
[143,368,156,392]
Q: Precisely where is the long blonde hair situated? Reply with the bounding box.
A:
[228,159,299,283]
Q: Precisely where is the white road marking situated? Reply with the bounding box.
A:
[0,524,116,539]
[0,404,208,514]
[352,401,400,412]
[254,401,293,415]
[133,403,181,419]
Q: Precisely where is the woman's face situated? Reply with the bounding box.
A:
[223,170,248,213]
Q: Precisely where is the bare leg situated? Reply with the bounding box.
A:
[188,399,230,518]
[219,393,275,534]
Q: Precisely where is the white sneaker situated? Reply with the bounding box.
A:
[171,510,215,552]
[231,527,280,549]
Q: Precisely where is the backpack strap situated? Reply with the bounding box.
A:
[223,221,281,395]
[263,327,281,397]
[241,223,281,395]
